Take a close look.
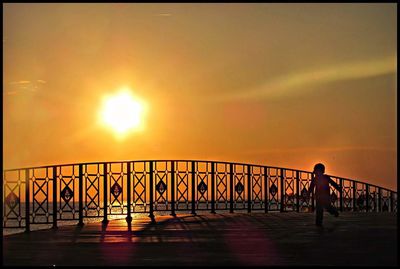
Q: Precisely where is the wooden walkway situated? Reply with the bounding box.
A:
[3,212,397,266]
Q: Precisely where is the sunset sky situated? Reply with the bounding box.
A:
[3,3,397,190]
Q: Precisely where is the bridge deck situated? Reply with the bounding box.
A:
[3,212,397,266]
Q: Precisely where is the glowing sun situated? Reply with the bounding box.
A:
[99,88,146,137]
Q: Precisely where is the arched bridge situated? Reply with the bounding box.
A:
[3,160,397,232]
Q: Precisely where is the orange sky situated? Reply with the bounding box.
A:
[3,3,397,190]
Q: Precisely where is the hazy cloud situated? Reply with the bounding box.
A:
[9,80,31,85]
[6,80,45,95]
[244,146,396,155]
[6,90,18,95]
[219,56,397,101]
[156,13,172,16]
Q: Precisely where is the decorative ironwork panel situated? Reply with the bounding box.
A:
[58,165,79,220]
[154,161,170,211]
[381,189,390,212]
[342,179,353,211]
[83,164,103,218]
[235,182,244,195]
[132,161,149,212]
[196,161,211,210]
[5,192,20,209]
[368,186,379,212]
[354,182,366,212]
[298,172,312,212]
[215,163,229,210]
[283,169,296,211]
[175,161,190,210]
[31,167,53,224]
[250,166,264,210]
[329,176,340,209]
[60,186,73,203]
[3,170,27,228]
[108,162,127,215]
[233,164,246,210]
[267,168,280,211]
[111,182,122,199]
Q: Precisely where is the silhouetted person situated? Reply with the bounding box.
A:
[308,163,341,226]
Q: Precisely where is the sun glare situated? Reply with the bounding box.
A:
[99,88,146,137]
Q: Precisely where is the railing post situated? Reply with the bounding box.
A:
[247,165,251,213]
[390,191,394,212]
[25,169,30,233]
[264,167,268,213]
[78,164,84,226]
[52,166,58,229]
[339,178,344,212]
[353,181,357,212]
[211,162,216,214]
[229,163,234,213]
[280,168,284,213]
[372,191,376,212]
[126,162,132,223]
[311,173,315,212]
[170,161,176,217]
[191,161,196,215]
[378,187,382,212]
[102,163,108,225]
[365,184,369,213]
[149,161,155,222]
[296,170,300,213]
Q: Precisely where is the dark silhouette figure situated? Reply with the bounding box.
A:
[308,163,341,226]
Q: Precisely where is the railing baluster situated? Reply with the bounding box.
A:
[296,170,300,213]
[311,173,315,212]
[102,163,108,225]
[53,166,58,229]
[149,161,155,222]
[340,178,344,212]
[170,161,176,217]
[372,190,376,212]
[126,162,132,223]
[390,191,394,212]
[25,169,30,233]
[353,181,357,212]
[78,164,83,226]
[191,161,196,215]
[247,165,251,213]
[211,162,216,214]
[230,163,234,213]
[264,167,268,213]
[280,168,284,213]
[366,184,369,213]
[378,187,382,212]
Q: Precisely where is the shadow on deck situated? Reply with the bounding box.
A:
[3,212,397,266]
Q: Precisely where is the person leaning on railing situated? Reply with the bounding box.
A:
[307,163,342,227]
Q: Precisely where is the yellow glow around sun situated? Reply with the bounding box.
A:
[99,88,147,138]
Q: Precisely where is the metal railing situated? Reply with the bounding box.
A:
[3,160,397,232]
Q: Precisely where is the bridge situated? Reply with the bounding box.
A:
[3,160,398,266]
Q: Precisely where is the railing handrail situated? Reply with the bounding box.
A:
[3,159,396,193]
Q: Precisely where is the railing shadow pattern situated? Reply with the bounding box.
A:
[3,160,397,231]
